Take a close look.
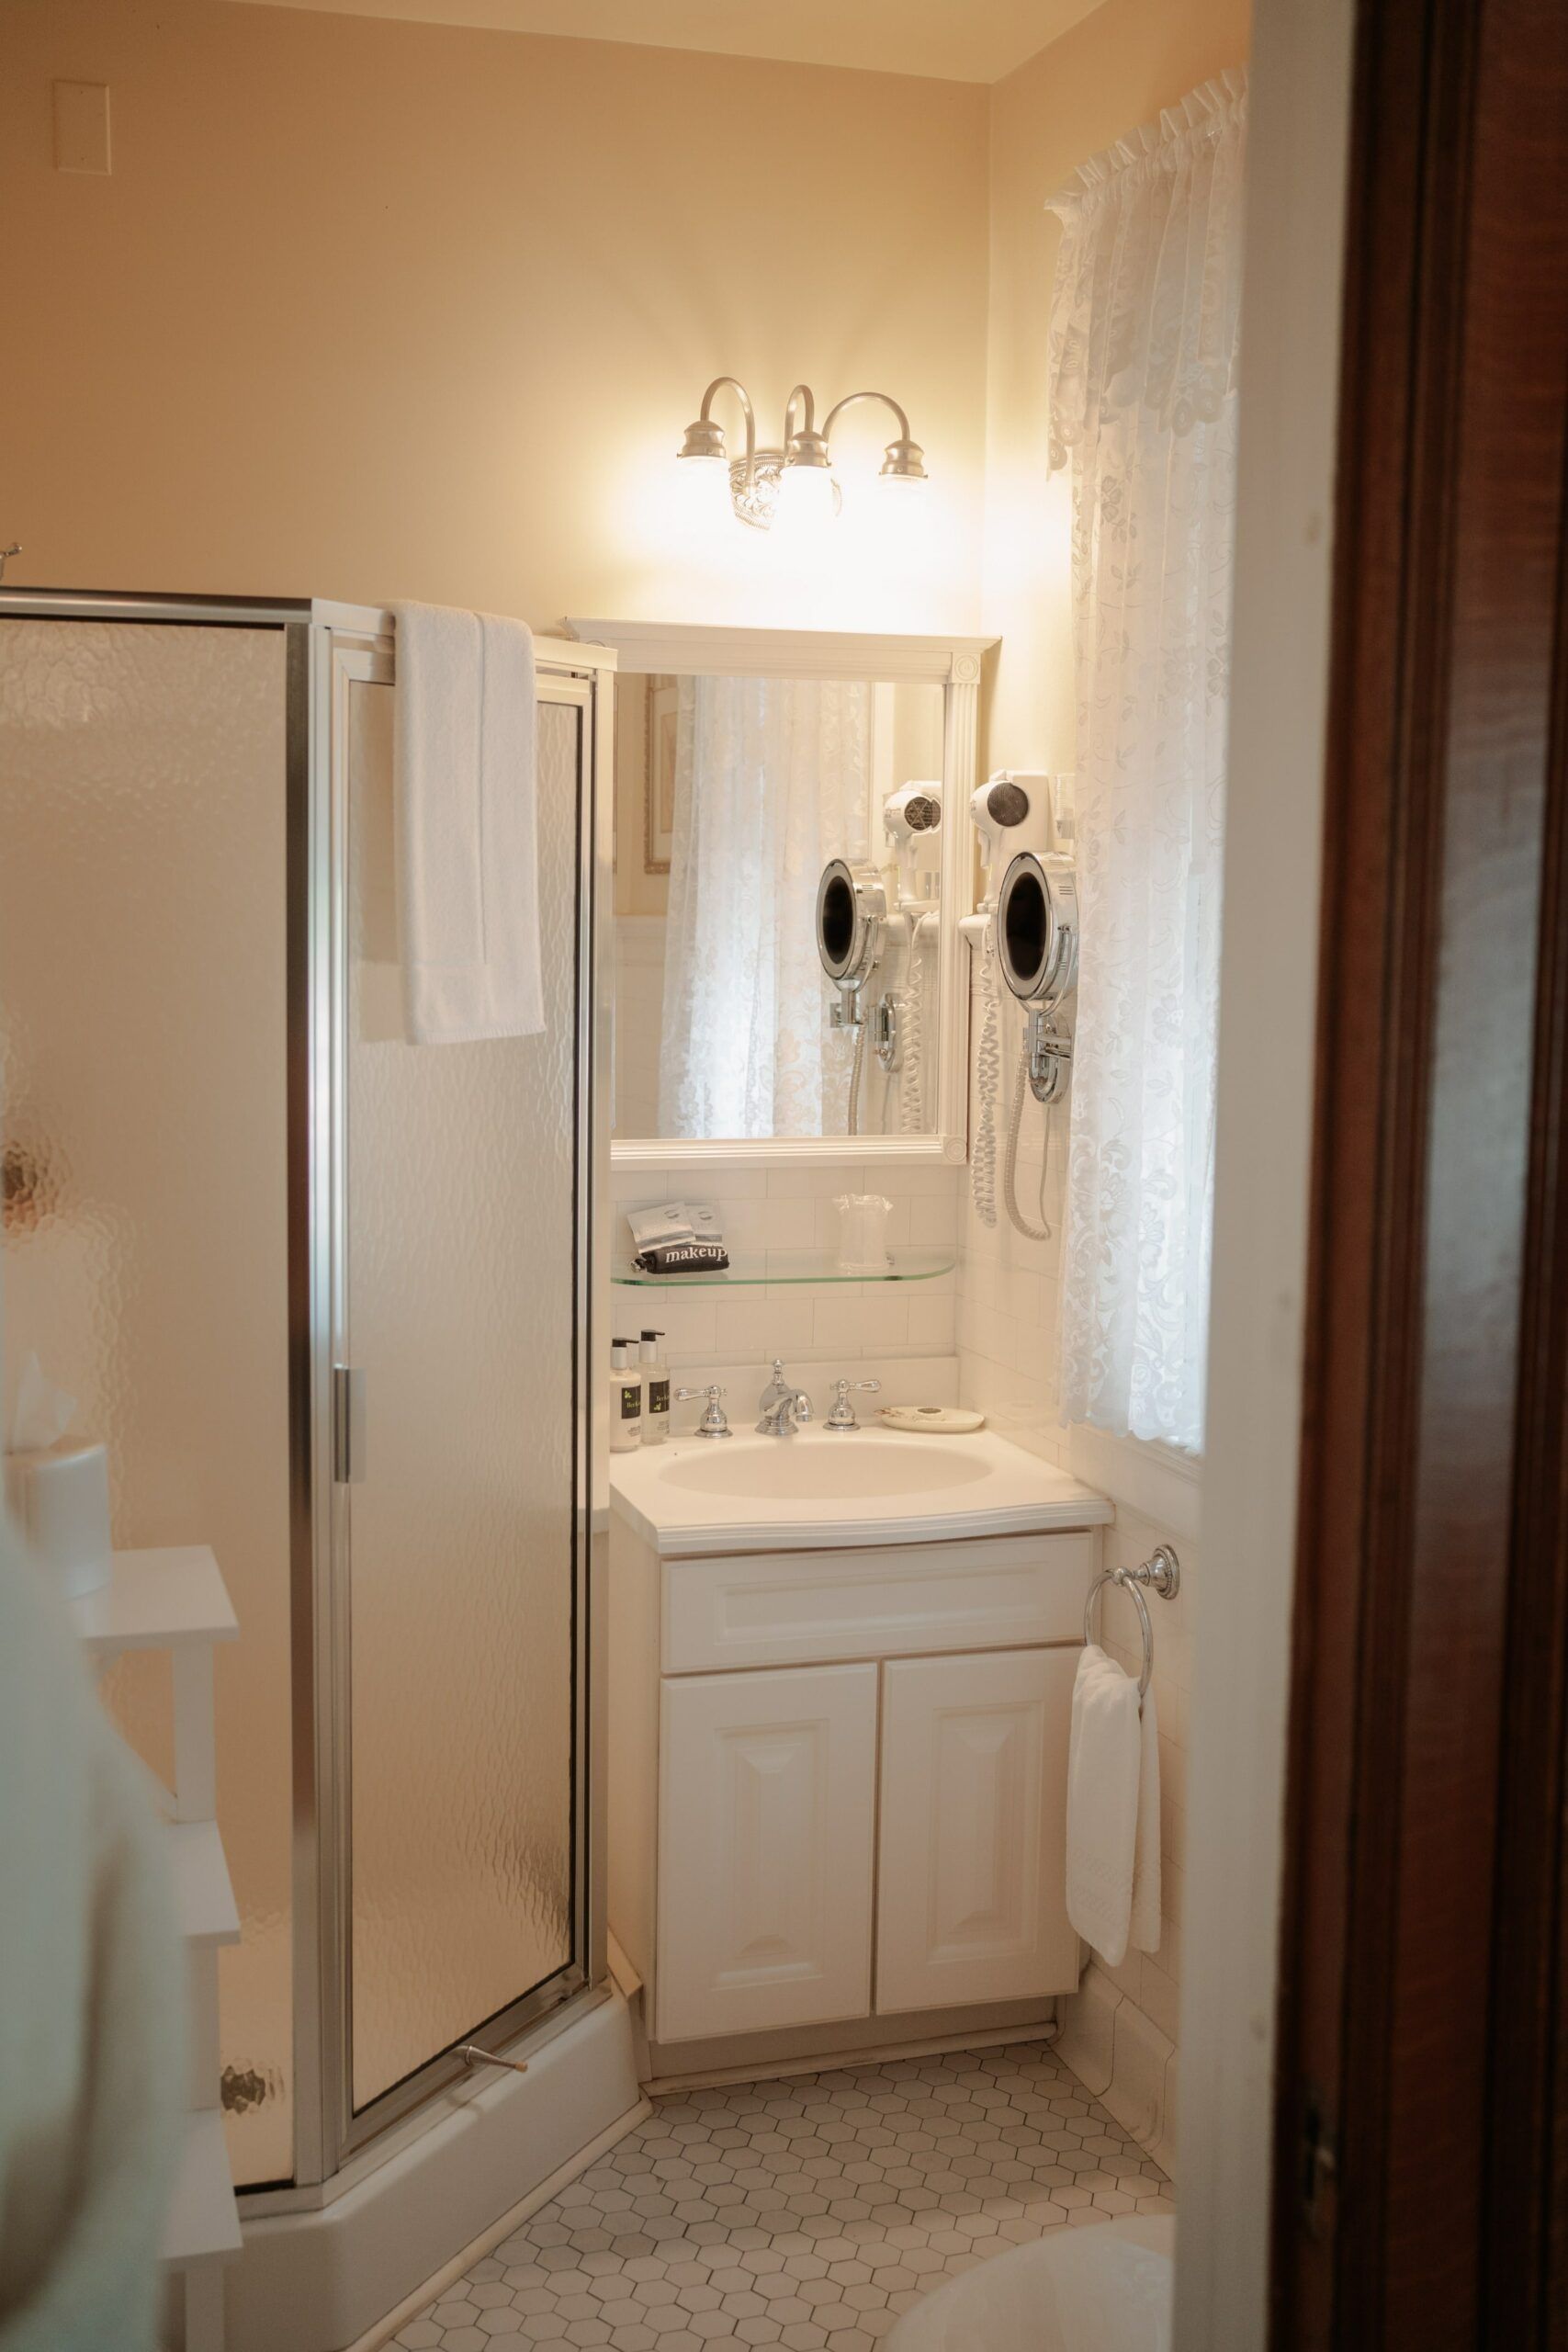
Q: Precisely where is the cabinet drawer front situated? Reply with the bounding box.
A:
[662,1532,1096,1673]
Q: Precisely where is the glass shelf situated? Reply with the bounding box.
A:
[611,1249,957,1290]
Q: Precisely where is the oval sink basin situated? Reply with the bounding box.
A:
[656,1440,991,1503]
[610,1423,1114,1555]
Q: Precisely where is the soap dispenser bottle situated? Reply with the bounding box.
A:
[639,1330,670,1445]
[609,1340,643,1453]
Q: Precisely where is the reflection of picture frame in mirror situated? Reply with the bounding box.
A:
[644,677,677,876]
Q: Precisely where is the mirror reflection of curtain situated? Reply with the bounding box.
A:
[658,675,871,1139]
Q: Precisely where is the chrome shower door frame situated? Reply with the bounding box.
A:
[296,613,614,2187]
[0,588,614,2199]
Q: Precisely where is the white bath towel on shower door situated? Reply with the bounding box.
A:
[1066,1643,1162,1969]
[392,602,544,1045]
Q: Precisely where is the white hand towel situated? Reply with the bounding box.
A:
[1066,1642,1162,1969]
[1130,1678,1163,1957]
[392,602,544,1045]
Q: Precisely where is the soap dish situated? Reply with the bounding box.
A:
[878,1406,987,1435]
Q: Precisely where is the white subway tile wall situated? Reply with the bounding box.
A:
[954,961,1194,2167]
[955,975,1068,1464]
[610,1160,960,1381]
[1066,1505,1197,2172]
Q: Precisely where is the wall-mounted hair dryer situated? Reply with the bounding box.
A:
[883,782,942,908]
[816,858,889,1135]
[971,772,1053,910]
[969,824,1080,1241]
[816,858,886,997]
[997,850,1078,1105]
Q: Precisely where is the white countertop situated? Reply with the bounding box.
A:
[608,1424,1111,1557]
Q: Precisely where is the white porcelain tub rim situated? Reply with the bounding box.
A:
[886,2213,1175,2352]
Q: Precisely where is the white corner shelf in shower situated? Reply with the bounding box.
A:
[72,1543,240,1654]
[72,1544,241,2350]
[164,2109,243,2267]
[167,1817,243,1947]
[611,1248,957,1290]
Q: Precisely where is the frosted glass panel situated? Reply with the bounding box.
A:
[345,681,579,2111]
[0,619,294,2185]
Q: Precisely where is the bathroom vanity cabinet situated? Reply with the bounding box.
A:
[607,1514,1105,2066]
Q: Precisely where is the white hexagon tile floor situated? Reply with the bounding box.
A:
[389,2039,1172,2351]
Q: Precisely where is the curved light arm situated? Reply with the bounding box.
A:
[697,376,757,474]
[820,389,913,444]
[784,383,817,442]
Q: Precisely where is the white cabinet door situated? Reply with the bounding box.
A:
[656,1663,877,2043]
[875,1648,1079,2014]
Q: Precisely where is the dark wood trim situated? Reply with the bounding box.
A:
[1274,0,1568,2343]
[1485,429,1568,2347]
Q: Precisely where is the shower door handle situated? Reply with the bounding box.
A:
[333,1365,367,1485]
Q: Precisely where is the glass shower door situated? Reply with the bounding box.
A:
[0,614,297,2187]
[333,645,593,2139]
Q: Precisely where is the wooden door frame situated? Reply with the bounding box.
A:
[1274,0,1568,2342]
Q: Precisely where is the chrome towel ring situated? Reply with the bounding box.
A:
[1082,1544,1181,1701]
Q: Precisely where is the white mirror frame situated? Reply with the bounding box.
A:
[565,619,995,1171]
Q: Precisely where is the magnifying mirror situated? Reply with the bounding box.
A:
[997,850,1078,1011]
[816,858,887,993]
[996,850,1078,1109]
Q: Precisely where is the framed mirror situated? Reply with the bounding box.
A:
[566,622,993,1168]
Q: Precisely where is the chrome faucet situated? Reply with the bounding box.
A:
[822,1376,882,1432]
[756,1359,813,1438]
[674,1383,731,1438]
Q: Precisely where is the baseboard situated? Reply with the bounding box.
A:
[1055,1962,1178,2183]
[645,2000,1060,2093]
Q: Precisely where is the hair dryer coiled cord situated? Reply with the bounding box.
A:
[1002,1033,1054,1242]
[897,922,927,1134]
[972,926,1001,1227]
[847,1013,866,1137]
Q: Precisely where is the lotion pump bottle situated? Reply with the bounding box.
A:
[609,1340,642,1453]
[639,1330,670,1445]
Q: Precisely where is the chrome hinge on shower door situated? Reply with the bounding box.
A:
[333,1365,367,1484]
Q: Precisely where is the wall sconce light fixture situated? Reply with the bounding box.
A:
[676,379,928,531]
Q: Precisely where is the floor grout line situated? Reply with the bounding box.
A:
[390,2039,1173,2350]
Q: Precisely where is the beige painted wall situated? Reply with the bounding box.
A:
[980,0,1251,773]
[2,0,988,634]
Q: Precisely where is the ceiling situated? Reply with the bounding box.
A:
[228,0,1107,85]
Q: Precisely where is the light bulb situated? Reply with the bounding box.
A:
[773,461,839,542]
[673,452,733,538]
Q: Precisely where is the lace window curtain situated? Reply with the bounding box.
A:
[1051,70,1247,1452]
[658,675,870,1140]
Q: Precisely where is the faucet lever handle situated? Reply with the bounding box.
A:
[824,1376,881,1430]
[674,1383,731,1439]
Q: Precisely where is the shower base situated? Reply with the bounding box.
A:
[228,1987,643,2352]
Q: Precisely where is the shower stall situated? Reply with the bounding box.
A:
[0,592,621,2260]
